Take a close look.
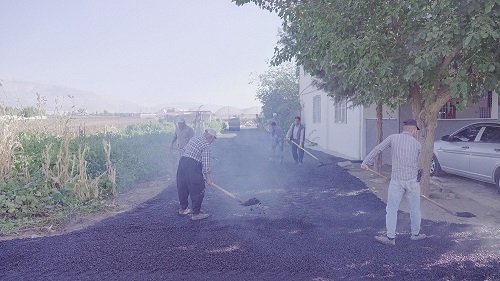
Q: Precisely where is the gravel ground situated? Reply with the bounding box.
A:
[1,128,499,281]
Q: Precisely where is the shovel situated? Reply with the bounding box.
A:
[287,138,329,167]
[211,182,260,206]
[364,166,476,218]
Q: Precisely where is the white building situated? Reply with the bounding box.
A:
[299,67,499,163]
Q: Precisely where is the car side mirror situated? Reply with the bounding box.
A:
[441,135,450,141]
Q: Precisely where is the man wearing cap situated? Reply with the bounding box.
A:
[361,118,426,245]
[264,112,279,132]
[170,117,195,150]
[176,128,217,220]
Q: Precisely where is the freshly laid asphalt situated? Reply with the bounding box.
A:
[1,128,499,280]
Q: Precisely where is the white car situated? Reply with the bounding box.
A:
[228,116,240,131]
[431,122,500,193]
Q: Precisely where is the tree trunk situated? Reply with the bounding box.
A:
[409,83,451,196]
[374,102,383,173]
[417,111,439,196]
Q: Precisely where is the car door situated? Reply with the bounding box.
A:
[469,125,500,183]
[436,124,483,176]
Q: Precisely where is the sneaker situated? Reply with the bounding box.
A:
[178,208,192,215]
[375,235,395,246]
[410,233,427,241]
[191,213,210,221]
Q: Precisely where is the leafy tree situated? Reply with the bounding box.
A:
[235,0,499,195]
[254,61,300,127]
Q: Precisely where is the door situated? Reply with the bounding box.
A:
[469,125,500,183]
[436,124,483,175]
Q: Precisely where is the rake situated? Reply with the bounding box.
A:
[287,139,330,167]
[365,166,476,218]
[211,182,260,206]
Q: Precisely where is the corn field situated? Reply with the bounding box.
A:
[0,116,181,234]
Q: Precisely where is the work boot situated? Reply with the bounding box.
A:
[410,233,427,241]
[374,235,395,246]
[191,213,210,221]
[178,208,192,215]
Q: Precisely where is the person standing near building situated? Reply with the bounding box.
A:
[270,122,284,163]
[170,117,195,150]
[263,113,280,155]
[262,112,279,130]
[176,129,217,220]
[360,118,426,245]
[286,116,305,164]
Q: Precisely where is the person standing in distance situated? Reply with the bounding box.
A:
[263,113,280,157]
[170,117,195,150]
[176,129,217,220]
[270,121,285,163]
[264,112,279,131]
[286,116,305,164]
[361,118,426,245]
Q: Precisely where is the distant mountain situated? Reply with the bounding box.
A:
[0,78,262,114]
[151,103,262,115]
[0,78,142,114]
[214,106,241,117]
[153,102,225,113]
[241,106,261,115]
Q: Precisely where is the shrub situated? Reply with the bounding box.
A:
[0,119,178,234]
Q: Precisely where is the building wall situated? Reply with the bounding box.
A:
[365,118,399,165]
[363,104,400,164]
[300,68,363,160]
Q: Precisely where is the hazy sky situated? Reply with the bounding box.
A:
[0,1,282,108]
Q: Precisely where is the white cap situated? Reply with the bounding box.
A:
[273,113,277,116]
[177,117,186,123]
[205,128,217,139]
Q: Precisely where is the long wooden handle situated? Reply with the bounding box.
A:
[211,183,244,204]
[420,194,455,214]
[366,167,390,179]
[289,139,320,161]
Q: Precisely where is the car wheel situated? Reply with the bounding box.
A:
[430,155,442,176]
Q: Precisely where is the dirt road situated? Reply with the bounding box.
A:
[1,129,499,280]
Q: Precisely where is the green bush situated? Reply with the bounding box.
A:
[0,120,178,233]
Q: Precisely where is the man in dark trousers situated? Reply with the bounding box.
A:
[361,119,426,245]
[286,116,305,164]
[176,129,217,220]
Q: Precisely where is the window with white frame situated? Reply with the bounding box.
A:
[334,100,347,124]
[313,95,321,123]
